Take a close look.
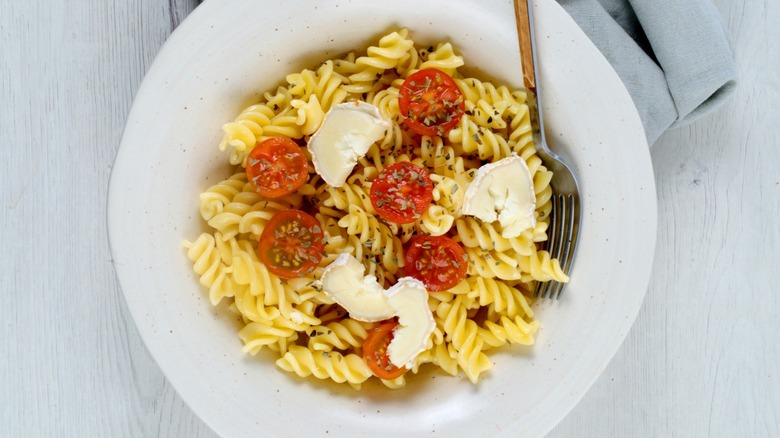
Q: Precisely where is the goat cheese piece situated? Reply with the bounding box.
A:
[461,154,536,238]
[319,253,395,322]
[307,101,390,187]
[384,277,436,368]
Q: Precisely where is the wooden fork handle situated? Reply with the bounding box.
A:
[513,0,536,91]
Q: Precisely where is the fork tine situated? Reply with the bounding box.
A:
[552,195,567,262]
[551,196,567,260]
[536,195,561,299]
[550,278,564,301]
[556,195,579,299]
[537,194,575,300]
[553,195,576,299]
[537,274,553,299]
[535,196,558,298]
[548,195,567,298]
[538,280,552,299]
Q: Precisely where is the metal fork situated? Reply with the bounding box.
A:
[513,0,581,299]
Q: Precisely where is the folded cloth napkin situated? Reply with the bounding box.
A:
[556,0,738,144]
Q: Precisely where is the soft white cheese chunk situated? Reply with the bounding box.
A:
[307,101,390,187]
[384,277,435,369]
[461,154,536,238]
[319,253,395,322]
[320,255,435,368]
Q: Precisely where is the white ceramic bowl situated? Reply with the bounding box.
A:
[108,0,656,436]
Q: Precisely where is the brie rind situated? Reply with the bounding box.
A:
[461,154,536,238]
[384,277,436,369]
[307,101,390,187]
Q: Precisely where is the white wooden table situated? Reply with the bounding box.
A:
[2,1,778,436]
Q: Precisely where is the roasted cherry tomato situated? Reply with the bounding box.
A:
[257,209,324,279]
[362,321,406,380]
[369,161,433,224]
[245,137,309,198]
[398,68,465,136]
[404,235,468,291]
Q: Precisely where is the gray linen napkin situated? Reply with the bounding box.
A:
[557,0,738,144]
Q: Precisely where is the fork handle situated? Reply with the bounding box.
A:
[513,0,536,92]
[513,0,548,149]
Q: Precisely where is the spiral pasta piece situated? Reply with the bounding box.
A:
[378,376,407,389]
[341,29,415,94]
[413,340,460,377]
[417,204,455,236]
[416,42,464,77]
[370,86,402,123]
[183,233,236,306]
[517,249,569,283]
[233,284,281,323]
[478,315,539,349]
[206,187,302,241]
[239,319,299,355]
[455,217,537,254]
[308,319,377,352]
[276,346,373,389]
[199,172,248,221]
[337,205,404,280]
[219,104,274,165]
[419,135,471,179]
[323,175,374,214]
[466,247,524,281]
[429,173,464,215]
[257,87,301,141]
[287,61,349,110]
[448,113,514,161]
[456,77,523,110]
[291,95,326,136]
[532,167,554,220]
[435,296,492,383]
[506,90,535,154]
[466,276,534,320]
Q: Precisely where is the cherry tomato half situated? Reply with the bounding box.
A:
[257,209,325,279]
[404,235,468,292]
[369,161,434,224]
[398,68,465,137]
[245,137,309,198]
[362,321,406,380]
